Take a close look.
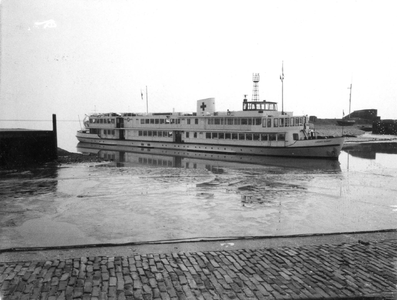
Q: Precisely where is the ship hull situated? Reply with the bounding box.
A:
[76,131,344,159]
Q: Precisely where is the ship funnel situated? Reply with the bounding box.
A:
[197,98,215,116]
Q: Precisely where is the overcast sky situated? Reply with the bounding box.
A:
[1,0,396,122]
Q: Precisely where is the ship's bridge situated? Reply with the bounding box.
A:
[242,100,278,112]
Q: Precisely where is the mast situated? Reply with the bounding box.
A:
[280,61,284,114]
[146,85,148,115]
[252,73,260,101]
[348,83,352,118]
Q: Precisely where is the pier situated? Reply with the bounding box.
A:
[0,114,58,167]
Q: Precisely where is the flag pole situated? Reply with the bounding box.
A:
[342,110,344,136]
[280,61,284,115]
[146,85,148,115]
[348,83,352,117]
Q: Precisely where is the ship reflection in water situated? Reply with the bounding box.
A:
[77,142,342,172]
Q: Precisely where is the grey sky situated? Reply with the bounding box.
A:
[1,0,396,122]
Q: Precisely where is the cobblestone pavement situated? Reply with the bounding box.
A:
[1,239,396,300]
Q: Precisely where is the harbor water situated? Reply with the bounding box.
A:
[1,139,396,249]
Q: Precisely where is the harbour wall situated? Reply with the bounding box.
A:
[0,114,58,167]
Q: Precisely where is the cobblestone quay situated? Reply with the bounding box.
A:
[1,238,396,300]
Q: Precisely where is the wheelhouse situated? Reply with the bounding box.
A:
[243,100,277,111]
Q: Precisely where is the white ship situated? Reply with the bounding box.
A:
[77,75,344,159]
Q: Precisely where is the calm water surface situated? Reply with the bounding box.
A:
[0,141,396,249]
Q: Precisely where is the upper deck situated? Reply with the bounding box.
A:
[85,97,303,132]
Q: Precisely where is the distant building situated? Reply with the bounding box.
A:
[344,109,379,122]
[373,119,397,135]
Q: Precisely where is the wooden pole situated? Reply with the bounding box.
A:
[280,61,284,115]
[348,83,352,117]
[146,86,148,115]
[52,114,58,159]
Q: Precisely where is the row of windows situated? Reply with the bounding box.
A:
[201,132,285,141]
[187,119,199,125]
[90,129,100,134]
[136,117,306,127]
[137,117,264,126]
[90,118,115,124]
[138,130,287,142]
[138,157,173,167]
[102,153,116,160]
[139,130,173,137]
[89,129,115,135]
[90,116,307,127]
[208,118,262,126]
[208,117,305,127]
[272,117,305,127]
[140,118,181,125]
[90,117,305,127]
[103,130,115,135]
[243,102,277,111]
